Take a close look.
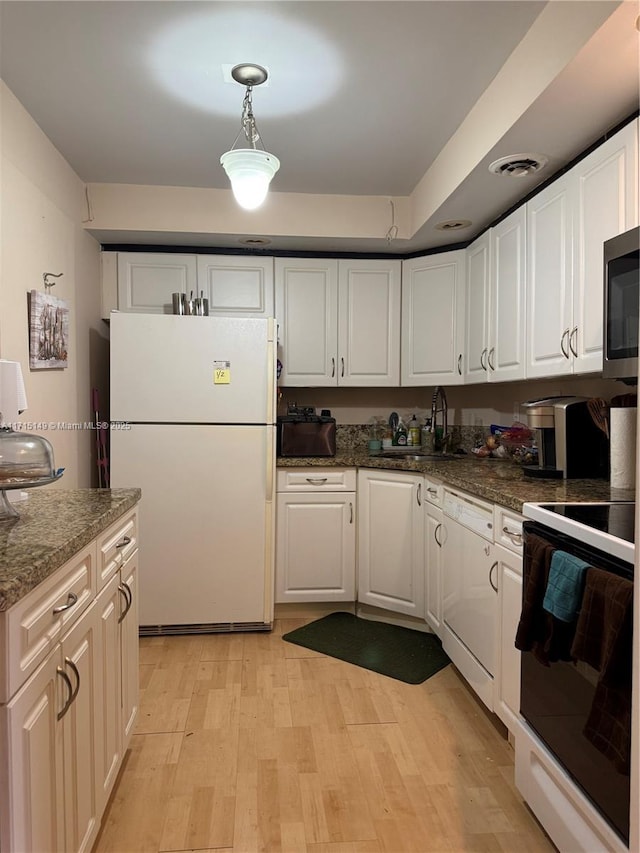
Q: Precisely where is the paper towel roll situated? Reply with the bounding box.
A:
[609,407,637,490]
[0,360,28,427]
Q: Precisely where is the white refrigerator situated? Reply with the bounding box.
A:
[109,313,276,633]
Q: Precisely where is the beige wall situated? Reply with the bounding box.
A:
[0,81,106,488]
[283,374,631,428]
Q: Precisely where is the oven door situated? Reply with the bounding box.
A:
[520,520,633,845]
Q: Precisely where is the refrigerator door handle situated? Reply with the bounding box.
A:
[266,333,276,424]
[265,428,274,501]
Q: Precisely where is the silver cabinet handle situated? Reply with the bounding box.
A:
[488,347,495,371]
[427,486,438,496]
[502,526,523,546]
[569,326,578,358]
[305,477,328,485]
[340,357,345,378]
[123,581,133,618]
[416,482,422,506]
[331,357,335,378]
[480,348,487,371]
[349,502,353,524]
[116,535,132,549]
[560,328,570,359]
[489,560,498,593]
[64,656,81,706]
[118,583,132,623]
[52,591,78,616]
[56,666,74,720]
[457,353,462,375]
[434,522,442,548]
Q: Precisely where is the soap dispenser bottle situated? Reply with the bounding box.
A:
[395,417,408,446]
[408,414,420,447]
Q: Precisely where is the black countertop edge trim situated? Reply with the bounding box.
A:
[100,110,639,262]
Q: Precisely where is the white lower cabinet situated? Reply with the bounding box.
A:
[424,476,444,637]
[493,544,523,730]
[275,469,356,602]
[357,469,424,618]
[0,507,140,853]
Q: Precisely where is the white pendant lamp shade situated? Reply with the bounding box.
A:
[220,148,280,211]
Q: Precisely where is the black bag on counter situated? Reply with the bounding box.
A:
[277,408,336,457]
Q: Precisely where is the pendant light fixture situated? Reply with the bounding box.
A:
[220,64,280,210]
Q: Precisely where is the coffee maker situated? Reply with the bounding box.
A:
[521,396,609,479]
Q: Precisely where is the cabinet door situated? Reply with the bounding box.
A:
[275,258,338,386]
[489,206,526,382]
[572,120,639,374]
[494,544,523,733]
[424,504,444,636]
[464,233,491,384]
[1,649,65,853]
[275,492,356,602]
[120,555,139,749]
[526,174,574,378]
[61,603,101,853]
[117,253,197,314]
[401,251,466,386]
[95,574,122,809]
[337,259,401,386]
[197,255,274,317]
[357,470,424,617]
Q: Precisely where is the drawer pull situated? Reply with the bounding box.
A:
[52,591,78,616]
[305,477,328,485]
[56,666,74,720]
[427,487,438,497]
[116,535,132,549]
[502,526,523,545]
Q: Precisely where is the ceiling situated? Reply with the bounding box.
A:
[1,1,638,254]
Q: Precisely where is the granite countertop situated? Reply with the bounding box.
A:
[0,488,141,611]
[277,453,633,513]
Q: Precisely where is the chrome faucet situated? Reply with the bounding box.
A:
[431,386,448,452]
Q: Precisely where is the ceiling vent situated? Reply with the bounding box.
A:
[488,153,548,177]
[435,219,472,232]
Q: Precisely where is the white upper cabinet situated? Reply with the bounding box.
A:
[464,232,491,384]
[276,257,401,387]
[489,206,526,382]
[401,250,466,386]
[337,259,401,386]
[572,119,638,374]
[103,252,274,319]
[527,119,638,378]
[116,253,197,315]
[196,255,274,317]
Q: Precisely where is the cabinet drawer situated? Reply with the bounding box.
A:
[494,506,524,553]
[0,542,96,703]
[423,476,443,507]
[96,509,138,589]
[276,468,356,492]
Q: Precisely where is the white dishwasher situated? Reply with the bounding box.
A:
[441,488,496,710]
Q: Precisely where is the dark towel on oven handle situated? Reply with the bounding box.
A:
[515,532,576,664]
[570,567,633,775]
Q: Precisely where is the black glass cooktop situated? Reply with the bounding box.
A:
[539,502,636,544]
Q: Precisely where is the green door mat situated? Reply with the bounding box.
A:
[282,612,450,684]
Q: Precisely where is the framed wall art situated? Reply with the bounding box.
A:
[28,289,69,369]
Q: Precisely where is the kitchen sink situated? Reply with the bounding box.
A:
[377,452,456,461]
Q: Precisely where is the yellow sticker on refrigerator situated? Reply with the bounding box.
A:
[213,361,231,384]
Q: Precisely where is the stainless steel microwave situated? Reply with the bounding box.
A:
[603,225,639,382]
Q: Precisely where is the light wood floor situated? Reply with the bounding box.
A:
[93,619,556,853]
